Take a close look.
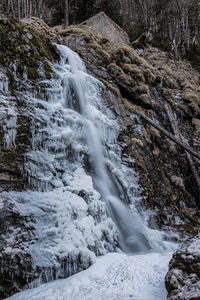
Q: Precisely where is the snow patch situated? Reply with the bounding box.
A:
[6,252,173,300]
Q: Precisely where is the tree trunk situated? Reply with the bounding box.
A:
[141,114,200,161]
[164,103,200,196]
[64,0,69,26]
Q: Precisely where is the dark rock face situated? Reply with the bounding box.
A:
[165,236,200,300]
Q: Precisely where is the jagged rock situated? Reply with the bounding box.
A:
[165,236,200,300]
[81,11,130,44]
[21,17,57,39]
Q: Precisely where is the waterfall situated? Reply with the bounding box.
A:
[1,44,176,298]
[20,43,169,256]
[57,45,151,254]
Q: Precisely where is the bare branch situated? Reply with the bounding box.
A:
[141,114,200,161]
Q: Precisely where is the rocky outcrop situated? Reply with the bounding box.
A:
[0,15,58,193]
[165,235,200,300]
[81,12,130,44]
[6,15,200,236]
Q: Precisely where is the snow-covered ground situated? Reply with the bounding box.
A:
[7,251,172,300]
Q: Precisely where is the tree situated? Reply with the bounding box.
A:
[64,0,69,26]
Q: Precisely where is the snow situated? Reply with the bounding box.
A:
[6,252,172,300]
[0,69,9,92]
[187,239,200,256]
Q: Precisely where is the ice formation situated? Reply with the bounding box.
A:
[0,70,17,148]
[7,252,173,300]
[1,45,177,297]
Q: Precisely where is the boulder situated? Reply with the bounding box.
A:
[81,12,130,44]
[165,236,200,300]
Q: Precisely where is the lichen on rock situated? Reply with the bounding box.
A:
[0,15,58,88]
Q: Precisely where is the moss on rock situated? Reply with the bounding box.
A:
[0,16,59,88]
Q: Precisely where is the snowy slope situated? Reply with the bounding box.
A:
[7,252,173,300]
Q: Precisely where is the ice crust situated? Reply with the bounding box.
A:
[6,252,173,300]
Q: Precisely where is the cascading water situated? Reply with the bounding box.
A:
[2,44,177,300]
[57,45,149,254]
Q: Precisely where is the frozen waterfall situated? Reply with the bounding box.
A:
[21,43,172,255]
[56,44,152,254]
[2,44,177,300]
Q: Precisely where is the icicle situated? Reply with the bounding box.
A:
[0,113,17,149]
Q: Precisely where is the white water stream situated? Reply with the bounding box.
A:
[58,45,150,254]
[3,45,177,299]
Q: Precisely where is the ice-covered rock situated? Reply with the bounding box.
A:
[165,235,200,300]
[6,252,173,300]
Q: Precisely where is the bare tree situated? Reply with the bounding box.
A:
[64,0,69,26]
